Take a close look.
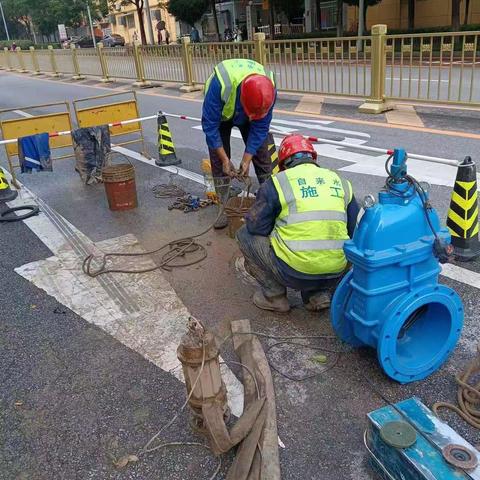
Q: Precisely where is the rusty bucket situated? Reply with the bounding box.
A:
[102,154,138,211]
[225,196,255,239]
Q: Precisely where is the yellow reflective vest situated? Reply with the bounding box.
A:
[270,163,352,275]
[205,59,275,121]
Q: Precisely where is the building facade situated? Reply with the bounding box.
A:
[347,0,480,32]
[109,1,177,45]
[106,0,480,45]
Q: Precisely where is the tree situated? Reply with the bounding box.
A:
[344,0,382,33]
[2,0,33,38]
[168,0,208,28]
[452,0,460,31]
[209,0,220,41]
[464,0,470,26]
[407,0,415,31]
[274,0,304,23]
[268,0,275,39]
[336,0,343,37]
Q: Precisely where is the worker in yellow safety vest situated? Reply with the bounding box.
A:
[202,58,277,228]
[236,134,360,313]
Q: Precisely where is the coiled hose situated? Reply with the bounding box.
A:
[82,176,251,277]
[433,345,480,429]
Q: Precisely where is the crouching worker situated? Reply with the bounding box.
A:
[236,134,359,313]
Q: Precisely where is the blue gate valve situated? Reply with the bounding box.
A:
[331,148,464,383]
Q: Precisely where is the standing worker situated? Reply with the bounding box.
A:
[156,20,170,45]
[236,135,359,313]
[202,58,277,229]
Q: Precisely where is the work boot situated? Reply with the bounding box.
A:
[253,290,290,313]
[304,291,331,312]
[213,178,230,229]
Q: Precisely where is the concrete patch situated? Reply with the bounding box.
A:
[386,104,424,127]
[295,94,324,114]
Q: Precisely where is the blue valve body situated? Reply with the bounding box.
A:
[331,150,464,383]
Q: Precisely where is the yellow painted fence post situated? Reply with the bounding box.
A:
[179,36,201,92]
[48,45,61,77]
[30,46,41,75]
[16,47,28,73]
[4,47,13,71]
[254,32,267,66]
[132,43,150,88]
[359,24,389,114]
[70,44,85,80]
[97,42,112,83]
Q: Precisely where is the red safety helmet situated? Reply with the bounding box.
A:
[240,74,275,121]
[278,134,317,170]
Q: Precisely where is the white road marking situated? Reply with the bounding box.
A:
[338,153,467,188]
[441,263,480,289]
[269,124,299,135]
[271,118,371,138]
[386,77,449,83]
[13,109,33,117]
[189,123,461,188]
[9,183,245,417]
[112,145,206,186]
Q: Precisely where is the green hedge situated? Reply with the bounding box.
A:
[0,39,34,49]
[0,40,62,50]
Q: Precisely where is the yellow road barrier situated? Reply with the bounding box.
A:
[0,101,74,188]
[72,91,150,158]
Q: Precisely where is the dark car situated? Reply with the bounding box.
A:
[72,35,103,48]
[102,34,125,47]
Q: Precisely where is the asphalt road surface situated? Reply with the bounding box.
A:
[1,71,480,480]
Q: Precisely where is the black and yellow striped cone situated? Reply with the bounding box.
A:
[0,167,18,203]
[156,111,181,167]
[268,133,280,175]
[446,156,480,261]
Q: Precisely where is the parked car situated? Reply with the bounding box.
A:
[71,35,103,48]
[102,34,125,47]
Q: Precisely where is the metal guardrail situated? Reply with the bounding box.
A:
[36,49,52,73]
[190,41,256,84]
[1,27,479,112]
[76,48,103,77]
[385,31,479,104]
[103,46,137,79]
[140,44,184,83]
[53,49,75,75]
[265,36,372,96]
[21,51,33,71]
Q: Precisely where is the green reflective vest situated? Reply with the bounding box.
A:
[270,163,352,275]
[205,59,275,121]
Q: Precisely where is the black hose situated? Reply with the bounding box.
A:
[0,205,40,222]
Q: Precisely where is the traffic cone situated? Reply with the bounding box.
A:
[0,166,18,203]
[268,133,280,174]
[446,156,480,261]
[156,111,181,167]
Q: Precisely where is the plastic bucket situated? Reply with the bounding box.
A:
[225,196,255,239]
[102,163,138,211]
